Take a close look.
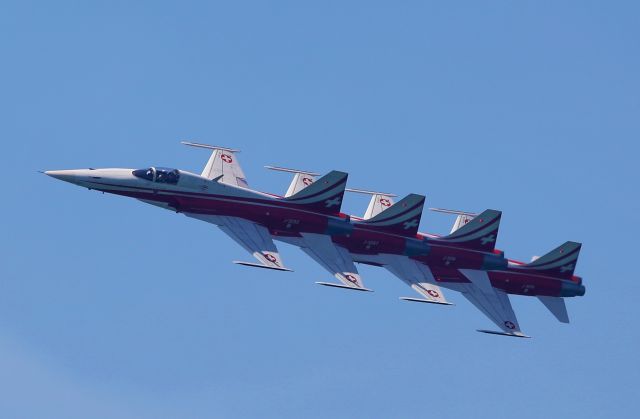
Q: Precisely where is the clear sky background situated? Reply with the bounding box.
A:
[1,1,639,418]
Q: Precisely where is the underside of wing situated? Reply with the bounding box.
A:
[186,214,291,271]
[382,255,452,305]
[299,232,371,291]
[458,269,529,337]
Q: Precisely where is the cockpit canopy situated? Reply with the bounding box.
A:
[132,167,180,184]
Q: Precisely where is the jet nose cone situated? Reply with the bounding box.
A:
[44,169,90,186]
[45,170,76,182]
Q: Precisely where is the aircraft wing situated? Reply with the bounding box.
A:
[345,188,398,219]
[383,256,452,305]
[182,141,249,188]
[186,214,291,271]
[299,232,371,291]
[458,269,529,337]
[265,166,319,197]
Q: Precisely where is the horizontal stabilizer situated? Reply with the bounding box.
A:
[399,297,453,306]
[538,296,569,323]
[315,282,373,292]
[357,193,425,236]
[233,261,293,272]
[437,209,502,251]
[477,330,531,338]
[284,170,348,215]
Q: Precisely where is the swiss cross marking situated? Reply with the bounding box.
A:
[221,154,233,163]
[427,289,440,298]
[403,219,419,230]
[560,264,574,273]
[325,196,342,208]
[480,234,496,245]
[302,177,313,186]
[379,198,391,207]
[504,321,516,330]
[443,256,456,266]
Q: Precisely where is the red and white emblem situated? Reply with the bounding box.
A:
[504,320,516,330]
[345,274,359,284]
[427,289,440,298]
[302,177,313,186]
[264,253,278,263]
[379,198,391,207]
[221,154,233,163]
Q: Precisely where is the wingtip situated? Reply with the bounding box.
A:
[399,297,453,306]
[315,282,372,292]
[232,261,293,272]
[476,329,531,338]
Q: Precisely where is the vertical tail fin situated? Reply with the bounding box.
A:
[436,209,501,251]
[522,241,582,280]
[357,194,425,237]
[284,170,348,215]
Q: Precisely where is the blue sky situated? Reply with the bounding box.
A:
[1,1,639,417]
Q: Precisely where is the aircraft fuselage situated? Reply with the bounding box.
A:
[45,167,584,299]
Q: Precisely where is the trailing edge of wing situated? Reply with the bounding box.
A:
[186,214,291,271]
[299,232,371,291]
[458,269,528,337]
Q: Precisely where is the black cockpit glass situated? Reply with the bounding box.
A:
[132,167,180,184]
[155,167,180,184]
[132,167,155,181]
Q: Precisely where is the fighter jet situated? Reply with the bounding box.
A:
[45,142,585,337]
[260,158,584,338]
[338,191,584,337]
